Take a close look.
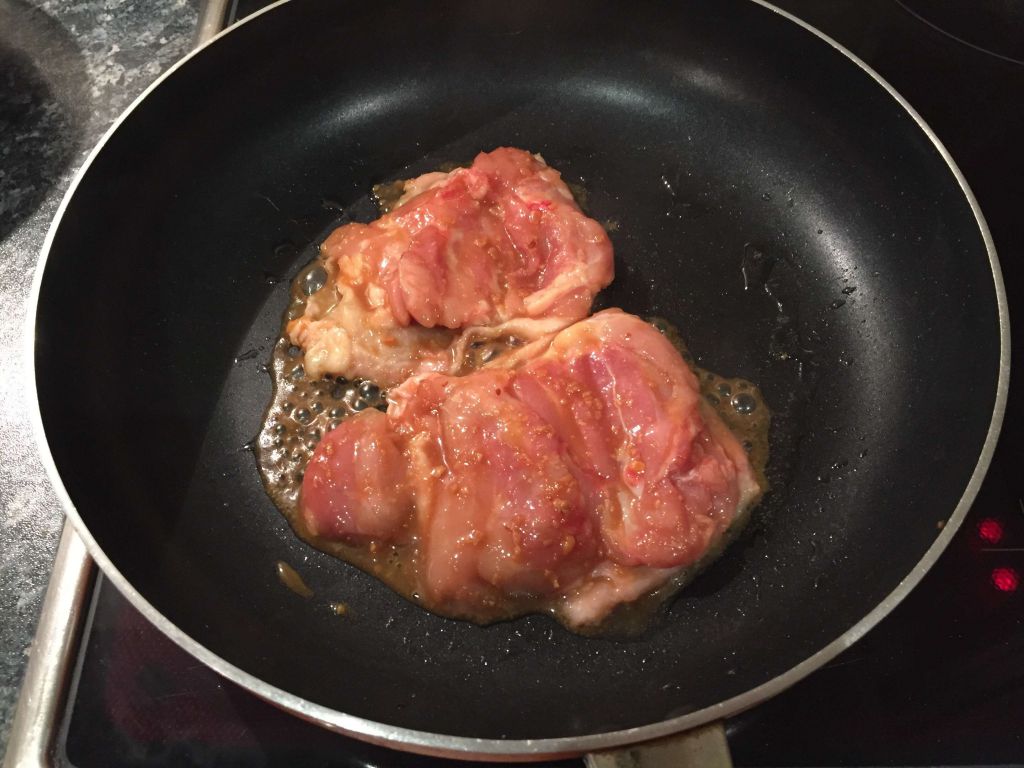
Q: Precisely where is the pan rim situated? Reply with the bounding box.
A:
[25,0,1011,758]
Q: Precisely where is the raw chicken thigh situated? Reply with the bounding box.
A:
[288,148,614,388]
[300,310,761,628]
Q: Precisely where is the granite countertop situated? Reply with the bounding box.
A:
[0,0,199,751]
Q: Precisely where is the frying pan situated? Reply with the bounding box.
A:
[29,0,1008,761]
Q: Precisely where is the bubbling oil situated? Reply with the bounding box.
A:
[254,258,387,521]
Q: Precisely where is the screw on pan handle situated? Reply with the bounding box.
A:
[585,722,733,768]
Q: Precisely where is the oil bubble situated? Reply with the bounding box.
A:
[302,266,328,296]
[732,393,757,414]
[358,381,380,400]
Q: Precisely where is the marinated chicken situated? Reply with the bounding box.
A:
[288,148,614,387]
[299,310,761,629]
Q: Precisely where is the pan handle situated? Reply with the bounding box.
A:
[2,522,94,768]
[194,0,232,47]
[584,722,733,768]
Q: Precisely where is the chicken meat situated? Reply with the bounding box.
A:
[299,310,761,629]
[288,148,614,388]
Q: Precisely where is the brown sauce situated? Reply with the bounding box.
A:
[276,561,313,598]
[255,176,771,634]
[371,180,406,214]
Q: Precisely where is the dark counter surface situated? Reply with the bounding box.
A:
[0,0,198,751]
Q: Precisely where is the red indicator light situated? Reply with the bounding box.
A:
[991,567,1019,593]
[977,518,1004,544]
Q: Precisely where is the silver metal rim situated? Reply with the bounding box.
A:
[25,0,1011,759]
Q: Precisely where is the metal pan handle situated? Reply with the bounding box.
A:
[585,722,733,768]
[195,0,232,46]
[2,523,94,768]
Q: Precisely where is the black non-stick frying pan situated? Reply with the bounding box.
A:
[29,0,1008,760]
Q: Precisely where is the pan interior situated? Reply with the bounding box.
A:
[34,0,1002,742]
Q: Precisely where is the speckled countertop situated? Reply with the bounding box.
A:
[0,0,199,751]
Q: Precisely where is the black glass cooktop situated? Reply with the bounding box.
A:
[55,1,1024,765]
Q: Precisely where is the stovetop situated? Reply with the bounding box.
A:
[15,0,1024,766]
[56,491,1023,768]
